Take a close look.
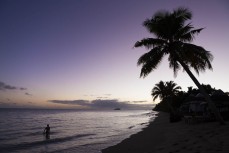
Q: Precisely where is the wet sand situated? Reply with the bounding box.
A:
[102,112,229,153]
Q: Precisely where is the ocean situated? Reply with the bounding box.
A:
[0,109,156,153]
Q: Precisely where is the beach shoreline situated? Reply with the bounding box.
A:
[102,112,229,153]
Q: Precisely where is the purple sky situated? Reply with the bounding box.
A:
[1,0,229,109]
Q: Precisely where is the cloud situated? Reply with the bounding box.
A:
[49,100,90,106]
[0,82,17,90]
[91,99,128,109]
[96,94,112,99]
[131,100,148,103]
[96,96,109,99]
[48,99,152,110]
[84,94,112,98]
[0,101,18,108]
[0,81,27,91]
[25,92,32,96]
[0,100,39,108]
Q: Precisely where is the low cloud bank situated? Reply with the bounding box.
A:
[0,81,27,91]
[48,99,152,110]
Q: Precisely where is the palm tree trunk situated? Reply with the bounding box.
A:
[176,55,225,125]
[165,96,175,114]
[166,96,180,122]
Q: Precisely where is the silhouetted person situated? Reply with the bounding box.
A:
[44,124,50,138]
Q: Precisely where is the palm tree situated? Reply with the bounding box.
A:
[151,81,181,101]
[135,7,225,124]
[165,81,182,98]
[152,81,181,113]
[151,81,167,101]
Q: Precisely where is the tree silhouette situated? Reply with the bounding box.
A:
[152,81,181,113]
[135,7,225,124]
[152,81,181,101]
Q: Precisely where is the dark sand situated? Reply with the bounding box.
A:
[102,112,229,153]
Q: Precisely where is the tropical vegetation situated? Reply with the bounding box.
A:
[151,81,181,101]
[134,7,225,124]
[152,81,229,121]
[151,81,181,114]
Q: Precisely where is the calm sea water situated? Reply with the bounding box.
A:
[0,109,156,153]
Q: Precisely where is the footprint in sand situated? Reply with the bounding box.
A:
[172,143,179,146]
[169,149,180,153]
[192,141,197,144]
[157,147,164,151]
[182,139,189,142]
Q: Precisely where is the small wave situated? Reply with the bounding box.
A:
[141,111,157,117]
[95,126,110,129]
[24,131,43,137]
[48,142,105,153]
[22,126,45,131]
[128,126,135,129]
[0,133,96,152]
[24,131,60,137]
[49,133,96,143]
[2,131,23,136]
[139,122,148,125]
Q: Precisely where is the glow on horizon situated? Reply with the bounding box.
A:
[0,0,229,109]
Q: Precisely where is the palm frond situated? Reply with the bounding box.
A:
[151,80,181,101]
[137,48,164,77]
[168,53,181,77]
[143,11,172,39]
[151,81,166,100]
[174,23,193,41]
[165,81,182,96]
[134,38,166,49]
[180,28,204,42]
[173,7,192,22]
[180,43,213,74]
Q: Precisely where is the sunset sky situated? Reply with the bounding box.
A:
[0,0,229,109]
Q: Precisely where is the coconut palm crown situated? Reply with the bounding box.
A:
[151,81,181,101]
[135,7,213,77]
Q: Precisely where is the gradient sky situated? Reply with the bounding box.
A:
[0,0,229,109]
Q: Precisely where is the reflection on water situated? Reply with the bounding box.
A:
[0,109,155,153]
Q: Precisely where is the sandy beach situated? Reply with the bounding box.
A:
[102,112,229,153]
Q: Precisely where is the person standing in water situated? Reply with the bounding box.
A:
[44,124,50,137]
